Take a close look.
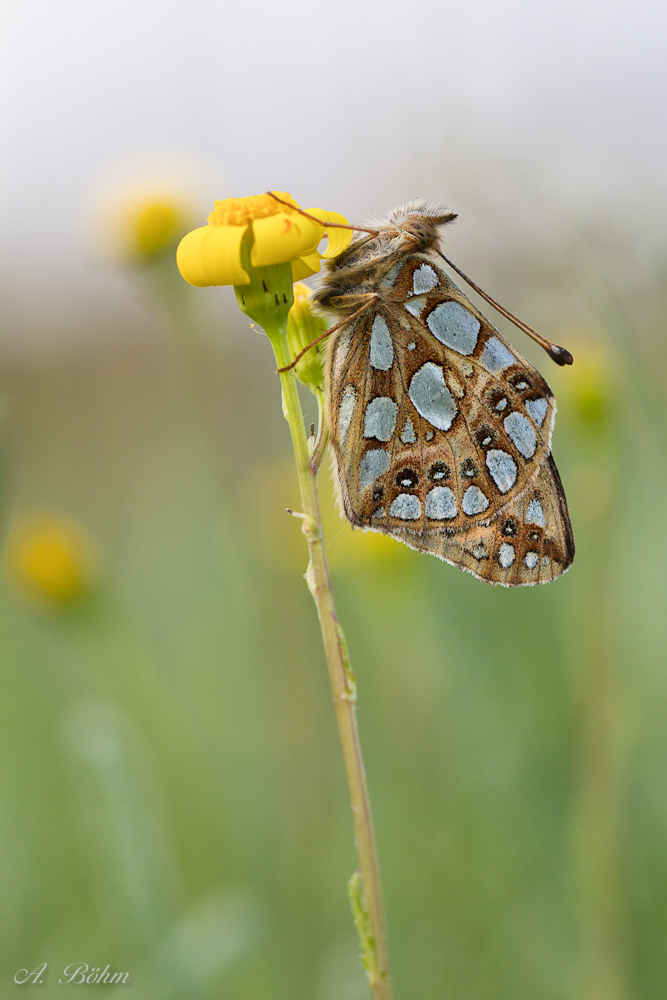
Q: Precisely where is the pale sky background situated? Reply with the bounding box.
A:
[2,0,667,348]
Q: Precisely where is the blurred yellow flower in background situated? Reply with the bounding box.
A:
[550,332,617,525]
[247,460,411,573]
[84,159,203,263]
[551,333,614,434]
[131,199,183,256]
[98,192,193,261]
[176,192,351,287]
[4,512,97,606]
[566,349,612,432]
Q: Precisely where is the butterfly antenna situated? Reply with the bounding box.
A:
[266,192,380,237]
[437,251,573,366]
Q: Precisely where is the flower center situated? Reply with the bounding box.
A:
[207,192,300,227]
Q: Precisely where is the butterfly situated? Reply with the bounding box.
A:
[304,200,575,587]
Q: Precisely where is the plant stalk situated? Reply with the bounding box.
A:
[267,323,392,1000]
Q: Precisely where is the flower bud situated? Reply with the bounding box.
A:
[287,283,329,392]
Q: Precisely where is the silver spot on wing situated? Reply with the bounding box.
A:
[331,328,353,381]
[526,498,545,527]
[426,301,480,355]
[338,385,357,449]
[400,418,416,444]
[359,449,389,489]
[425,486,458,520]
[503,411,537,458]
[408,362,457,431]
[390,494,421,520]
[486,449,518,493]
[411,263,439,295]
[498,542,516,568]
[462,486,490,515]
[480,336,516,372]
[525,397,548,426]
[363,397,398,441]
[369,314,393,370]
[525,551,538,569]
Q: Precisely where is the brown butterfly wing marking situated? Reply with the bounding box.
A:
[417,456,575,584]
[326,254,574,586]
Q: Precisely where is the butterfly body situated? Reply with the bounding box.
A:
[313,201,575,586]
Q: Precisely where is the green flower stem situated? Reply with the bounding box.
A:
[232,240,391,998]
[267,322,392,1000]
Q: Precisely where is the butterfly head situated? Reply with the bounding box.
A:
[388,200,458,251]
[313,200,458,312]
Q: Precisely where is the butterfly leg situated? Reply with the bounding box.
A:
[310,394,330,472]
[277,296,378,373]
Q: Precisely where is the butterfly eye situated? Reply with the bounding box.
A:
[396,468,419,489]
[475,425,496,449]
[428,462,451,482]
[501,518,519,537]
[460,458,478,478]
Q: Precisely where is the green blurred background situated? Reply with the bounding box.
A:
[3,1,667,997]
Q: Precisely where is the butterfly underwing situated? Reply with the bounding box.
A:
[312,200,575,586]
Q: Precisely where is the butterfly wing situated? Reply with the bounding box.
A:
[417,456,574,585]
[325,254,574,586]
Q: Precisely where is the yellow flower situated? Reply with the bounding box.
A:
[176,192,352,287]
[4,512,97,606]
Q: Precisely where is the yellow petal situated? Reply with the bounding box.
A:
[297,236,324,258]
[176,224,248,286]
[304,209,353,258]
[291,254,321,281]
[251,213,324,267]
